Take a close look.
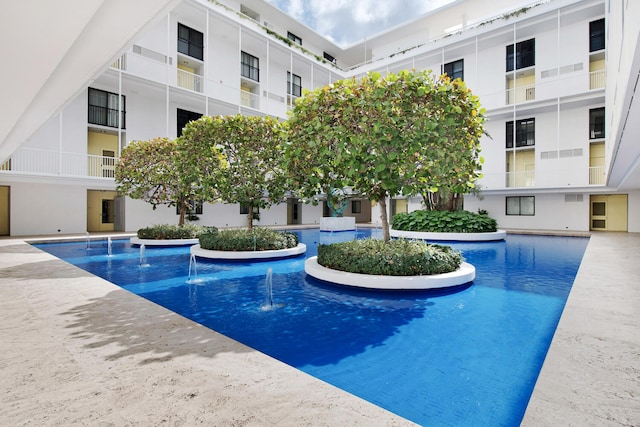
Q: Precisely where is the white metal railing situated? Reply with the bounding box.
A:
[506,85,536,105]
[589,166,606,185]
[0,147,118,179]
[240,90,260,109]
[590,69,605,90]
[505,170,535,188]
[177,68,203,93]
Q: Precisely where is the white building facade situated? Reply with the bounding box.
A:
[1,0,638,236]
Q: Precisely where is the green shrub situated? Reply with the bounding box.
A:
[137,224,218,240]
[199,228,298,251]
[392,210,497,233]
[317,238,462,276]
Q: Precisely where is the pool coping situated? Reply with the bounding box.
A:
[2,229,639,425]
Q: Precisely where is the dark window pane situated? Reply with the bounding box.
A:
[589,107,605,139]
[177,108,202,136]
[590,19,605,52]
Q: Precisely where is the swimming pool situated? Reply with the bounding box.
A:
[35,229,588,426]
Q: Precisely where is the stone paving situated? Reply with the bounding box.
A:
[1,231,638,426]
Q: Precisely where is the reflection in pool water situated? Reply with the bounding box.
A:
[35,229,588,426]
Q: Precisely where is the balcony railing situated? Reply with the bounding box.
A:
[590,69,605,90]
[0,148,118,179]
[240,90,260,109]
[589,166,606,185]
[177,68,203,93]
[506,85,536,105]
[506,170,535,188]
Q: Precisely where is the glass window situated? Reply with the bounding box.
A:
[177,108,202,136]
[352,200,362,214]
[506,38,535,72]
[323,52,336,64]
[287,31,302,45]
[589,107,605,139]
[443,59,464,81]
[506,118,535,148]
[177,23,203,61]
[241,51,260,81]
[590,19,605,52]
[88,88,125,129]
[176,200,203,215]
[287,72,302,97]
[506,196,535,216]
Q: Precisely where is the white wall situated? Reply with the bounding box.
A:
[465,193,590,231]
[10,182,87,236]
[628,191,640,233]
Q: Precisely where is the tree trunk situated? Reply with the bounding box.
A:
[379,197,390,242]
[178,199,186,226]
[247,202,253,230]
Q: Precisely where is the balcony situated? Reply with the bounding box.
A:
[590,69,605,90]
[589,166,606,185]
[506,85,536,105]
[0,148,118,179]
[506,170,535,188]
[177,68,203,93]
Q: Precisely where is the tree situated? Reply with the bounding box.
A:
[181,115,288,229]
[115,136,225,226]
[285,70,486,241]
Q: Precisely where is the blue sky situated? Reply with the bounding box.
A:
[265,0,455,47]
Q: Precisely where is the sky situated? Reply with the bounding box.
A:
[265,0,455,47]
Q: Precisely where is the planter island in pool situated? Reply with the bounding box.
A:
[130,237,200,246]
[389,229,506,242]
[305,256,475,290]
[190,243,307,261]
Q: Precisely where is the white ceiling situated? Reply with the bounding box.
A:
[0,0,181,163]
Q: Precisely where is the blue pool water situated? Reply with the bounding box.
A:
[35,229,588,426]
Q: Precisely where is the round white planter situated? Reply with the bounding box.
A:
[389,229,506,242]
[130,237,200,246]
[304,256,475,290]
[320,217,356,231]
[190,243,307,260]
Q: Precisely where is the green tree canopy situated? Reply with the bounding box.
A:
[285,70,486,241]
[115,136,225,226]
[181,115,288,229]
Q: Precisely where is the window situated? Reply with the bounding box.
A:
[241,51,260,81]
[88,88,126,129]
[287,72,302,97]
[178,23,203,61]
[101,199,115,223]
[177,108,202,136]
[287,31,302,45]
[442,59,464,81]
[506,38,535,72]
[351,200,362,214]
[323,52,336,64]
[590,19,605,52]
[176,200,203,215]
[240,204,259,216]
[506,118,535,148]
[506,196,535,215]
[589,107,605,139]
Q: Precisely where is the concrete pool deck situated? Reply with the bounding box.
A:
[0,231,638,425]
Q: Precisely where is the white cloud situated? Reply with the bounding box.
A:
[267,0,454,47]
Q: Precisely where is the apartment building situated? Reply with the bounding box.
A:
[0,0,638,236]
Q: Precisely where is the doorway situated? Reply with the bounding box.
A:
[0,186,9,235]
[287,198,302,225]
[590,194,627,231]
[87,190,118,232]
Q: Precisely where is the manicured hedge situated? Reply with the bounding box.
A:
[392,210,497,233]
[199,227,298,251]
[317,238,462,276]
[137,224,218,239]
